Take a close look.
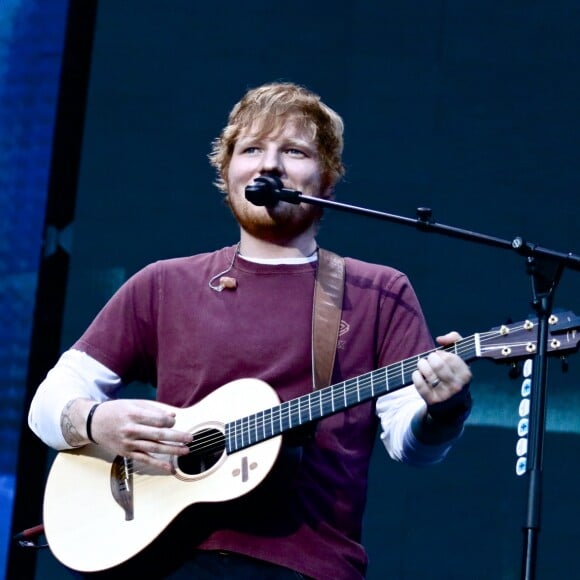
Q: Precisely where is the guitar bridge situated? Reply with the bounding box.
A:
[110,456,134,521]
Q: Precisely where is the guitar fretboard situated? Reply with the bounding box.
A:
[225,335,479,453]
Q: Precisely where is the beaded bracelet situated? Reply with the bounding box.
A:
[86,402,100,444]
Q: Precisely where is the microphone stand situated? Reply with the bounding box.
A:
[259,185,580,579]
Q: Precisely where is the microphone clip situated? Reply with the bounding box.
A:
[245,175,301,207]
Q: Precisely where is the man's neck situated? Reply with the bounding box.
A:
[238,230,318,260]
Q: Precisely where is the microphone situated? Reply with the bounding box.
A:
[245,175,301,207]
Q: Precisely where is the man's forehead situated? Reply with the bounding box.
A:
[237,115,317,142]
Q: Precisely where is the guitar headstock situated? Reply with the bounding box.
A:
[477,310,580,362]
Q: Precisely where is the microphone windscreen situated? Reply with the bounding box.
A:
[244,175,282,207]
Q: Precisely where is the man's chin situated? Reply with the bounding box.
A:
[229,196,322,240]
[241,215,318,242]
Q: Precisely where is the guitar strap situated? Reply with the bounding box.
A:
[311,249,345,390]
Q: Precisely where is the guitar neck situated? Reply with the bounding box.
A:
[225,334,480,454]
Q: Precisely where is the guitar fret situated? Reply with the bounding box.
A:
[473,333,481,358]
[233,419,240,451]
[364,372,372,398]
[285,401,291,430]
[344,378,353,409]
[259,410,265,441]
[241,416,247,448]
[291,400,297,428]
[280,402,286,430]
[302,394,308,421]
[266,411,274,437]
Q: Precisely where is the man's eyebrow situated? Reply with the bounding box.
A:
[283,138,317,151]
[235,133,317,152]
[236,135,260,144]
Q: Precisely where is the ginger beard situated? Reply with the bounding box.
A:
[226,189,324,243]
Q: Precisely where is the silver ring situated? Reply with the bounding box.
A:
[430,378,441,388]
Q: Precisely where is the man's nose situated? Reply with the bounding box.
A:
[260,148,283,174]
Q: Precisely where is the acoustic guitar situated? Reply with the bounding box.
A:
[42,311,579,572]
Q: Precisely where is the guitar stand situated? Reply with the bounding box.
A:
[247,181,580,580]
[13,523,48,550]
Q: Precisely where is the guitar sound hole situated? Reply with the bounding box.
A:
[177,428,225,475]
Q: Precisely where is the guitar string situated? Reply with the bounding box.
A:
[127,324,539,480]
[181,325,536,456]
[124,323,539,480]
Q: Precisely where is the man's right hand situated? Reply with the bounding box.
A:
[61,398,192,473]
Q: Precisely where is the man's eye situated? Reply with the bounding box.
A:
[286,148,306,157]
[243,146,260,154]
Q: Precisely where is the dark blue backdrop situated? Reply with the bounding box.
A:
[0,1,68,577]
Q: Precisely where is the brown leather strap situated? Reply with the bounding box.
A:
[312,249,345,390]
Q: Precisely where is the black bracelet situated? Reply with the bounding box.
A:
[86,402,100,444]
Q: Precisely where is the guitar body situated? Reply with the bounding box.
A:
[43,378,282,573]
